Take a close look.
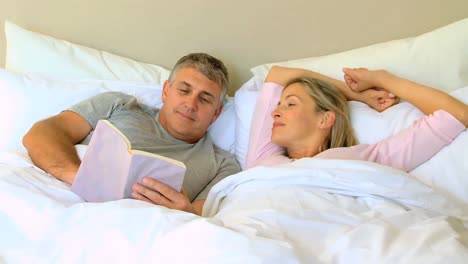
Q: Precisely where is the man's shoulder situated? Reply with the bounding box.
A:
[92,92,149,111]
[212,144,233,157]
[93,91,136,101]
[196,136,237,162]
[212,144,240,169]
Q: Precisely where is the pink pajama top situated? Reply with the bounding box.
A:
[245,82,465,171]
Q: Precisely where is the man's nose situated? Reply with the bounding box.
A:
[184,95,198,110]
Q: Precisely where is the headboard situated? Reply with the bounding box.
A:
[1,0,467,94]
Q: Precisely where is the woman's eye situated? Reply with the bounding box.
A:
[287,103,296,107]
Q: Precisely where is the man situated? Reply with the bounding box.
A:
[23,53,240,216]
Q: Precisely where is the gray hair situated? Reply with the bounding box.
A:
[169,53,228,104]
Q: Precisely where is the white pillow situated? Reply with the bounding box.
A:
[251,18,468,94]
[233,76,265,168]
[208,98,236,154]
[4,21,170,84]
[411,87,468,204]
[234,78,468,203]
[0,69,235,153]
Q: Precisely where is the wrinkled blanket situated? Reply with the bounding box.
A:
[0,152,467,264]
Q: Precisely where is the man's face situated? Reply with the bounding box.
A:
[158,67,223,143]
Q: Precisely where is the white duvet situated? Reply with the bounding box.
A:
[0,152,467,264]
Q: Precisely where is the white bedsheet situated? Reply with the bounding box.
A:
[0,152,467,263]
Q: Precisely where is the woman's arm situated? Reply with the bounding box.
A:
[329,67,467,171]
[245,82,286,169]
[266,66,399,112]
[343,67,468,127]
[318,111,465,172]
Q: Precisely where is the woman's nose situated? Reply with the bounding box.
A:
[271,107,281,118]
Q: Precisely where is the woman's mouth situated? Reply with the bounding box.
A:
[272,122,285,128]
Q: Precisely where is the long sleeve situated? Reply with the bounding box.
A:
[317,110,466,171]
[245,82,291,169]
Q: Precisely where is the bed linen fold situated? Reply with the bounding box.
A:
[0,153,466,263]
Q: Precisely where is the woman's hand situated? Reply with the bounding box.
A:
[343,67,389,92]
[359,88,399,112]
[343,67,399,112]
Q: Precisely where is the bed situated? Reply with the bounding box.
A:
[1,9,468,264]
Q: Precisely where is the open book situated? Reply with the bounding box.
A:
[71,120,186,202]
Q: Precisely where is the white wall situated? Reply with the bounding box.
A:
[0,0,467,93]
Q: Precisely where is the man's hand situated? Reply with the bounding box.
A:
[131,177,196,214]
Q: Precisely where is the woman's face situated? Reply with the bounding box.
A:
[271,83,324,148]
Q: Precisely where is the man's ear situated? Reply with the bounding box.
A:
[161,80,170,103]
[210,104,224,124]
[319,111,336,129]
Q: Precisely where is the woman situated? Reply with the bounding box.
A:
[245,66,467,171]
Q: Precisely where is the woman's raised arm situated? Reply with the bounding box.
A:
[266,66,398,112]
[343,67,468,127]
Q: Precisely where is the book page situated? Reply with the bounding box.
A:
[132,149,186,167]
[125,154,186,195]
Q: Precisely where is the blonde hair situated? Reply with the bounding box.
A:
[285,77,358,151]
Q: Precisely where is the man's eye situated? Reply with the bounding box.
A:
[179,89,189,94]
[287,103,296,107]
[200,97,211,104]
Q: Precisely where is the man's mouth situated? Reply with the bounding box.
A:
[176,110,196,121]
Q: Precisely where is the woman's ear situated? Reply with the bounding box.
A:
[319,111,336,129]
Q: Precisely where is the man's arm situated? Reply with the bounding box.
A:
[22,111,92,184]
[266,66,399,112]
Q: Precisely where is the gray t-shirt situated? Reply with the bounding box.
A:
[68,92,240,201]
